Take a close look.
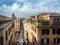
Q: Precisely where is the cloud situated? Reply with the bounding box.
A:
[0,3,20,16]
[0,0,15,6]
[0,0,60,18]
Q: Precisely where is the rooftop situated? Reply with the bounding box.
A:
[0,15,12,21]
[0,15,12,29]
[37,13,60,16]
[0,21,12,28]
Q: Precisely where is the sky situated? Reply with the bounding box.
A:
[0,0,60,18]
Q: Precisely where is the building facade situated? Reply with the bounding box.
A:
[0,13,16,45]
[23,13,60,45]
[14,18,20,32]
[0,15,13,45]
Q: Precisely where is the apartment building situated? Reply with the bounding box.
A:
[0,13,16,45]
[0,15,13,45]
[14,18,20,32]
[23,21,38,45]
[23,13,60,45]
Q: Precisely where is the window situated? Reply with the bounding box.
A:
[32,27,34,31]
[53,29,60,34]
[34,37,36,42]
[57,18,59,21]
[0,36,3,45]
[54,19,56,21]
[6,31,8,41]
[41,38,49,44]
[53,18,60,25]
[42,29,49,35]
[54,18,59,22]
[54,38,60,44]
[35,28,36,33]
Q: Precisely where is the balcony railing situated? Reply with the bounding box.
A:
[36,20,49,26]
[41,21,49,26]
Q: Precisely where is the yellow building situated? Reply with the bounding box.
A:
[23,20,38,45]
[0,13,16,45]
[14,18,20,32]
[0,15,13,45]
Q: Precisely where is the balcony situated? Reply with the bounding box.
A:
[36,20,49,26]
[41,21,49,26]
[27,19,50,26]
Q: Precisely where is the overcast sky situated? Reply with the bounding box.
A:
[0,0,60,18]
